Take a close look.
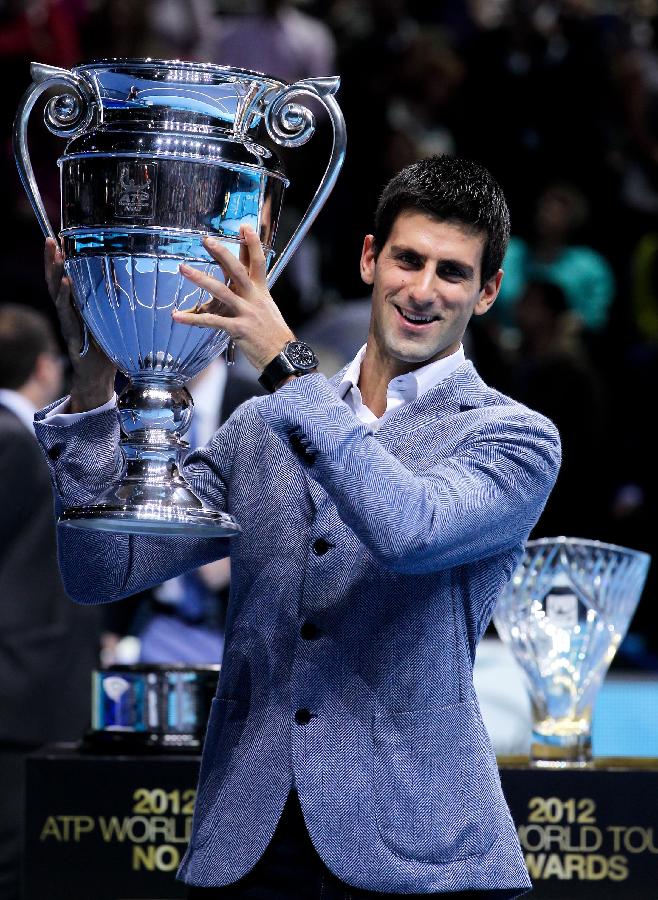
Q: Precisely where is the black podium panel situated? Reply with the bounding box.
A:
[499,756,658,899]
[24,746,658,899]
[24,745,199,900]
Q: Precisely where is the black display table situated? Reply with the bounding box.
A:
[24,746,658,899]
[24,745,195,900]
[497,755,658,898]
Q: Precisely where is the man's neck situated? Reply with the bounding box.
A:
[358,343,405,417]
[358,338,460,418]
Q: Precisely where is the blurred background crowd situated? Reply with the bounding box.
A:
[4,0,658,653]
[2,0,658,894]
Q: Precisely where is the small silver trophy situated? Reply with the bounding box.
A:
[493,537,650,767]
[14,59,345,536]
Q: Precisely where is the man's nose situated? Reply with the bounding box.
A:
[408,267,437,304]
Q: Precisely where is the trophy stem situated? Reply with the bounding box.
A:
[59,377,240,537]
[530,707,593,768]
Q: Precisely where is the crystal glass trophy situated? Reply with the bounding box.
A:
[14,59,345,536]
[493,537,650,767]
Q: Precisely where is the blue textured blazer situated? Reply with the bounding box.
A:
[35,360,561,897]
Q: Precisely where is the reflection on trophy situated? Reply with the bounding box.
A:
[14,59,346,536]
[493,537,650,767]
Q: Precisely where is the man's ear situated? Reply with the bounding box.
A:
[360,234,376,285]
[474,269,503,316]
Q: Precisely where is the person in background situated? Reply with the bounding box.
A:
[195,0,336,87]
[0,303,102,900]
[511,280,609,539]
[495,182,615,334]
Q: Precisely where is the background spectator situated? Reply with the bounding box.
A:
[495,182,615,334]
[509,280,610,539]
[0,304,102,900]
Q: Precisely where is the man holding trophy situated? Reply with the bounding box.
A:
[37,154,560,898]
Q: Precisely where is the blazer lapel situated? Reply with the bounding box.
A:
[304,360,490,510]
[371,361,488,453]
[304,368,351,512]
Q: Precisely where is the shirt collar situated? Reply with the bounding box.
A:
[338,343,466,404]
[337,344,367,400]
[0,388,37,434]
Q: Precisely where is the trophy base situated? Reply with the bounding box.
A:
[60,503,240,537]
[530,722,593,768]
[59,409,241,536]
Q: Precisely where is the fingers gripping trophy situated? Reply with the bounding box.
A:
[14,59,346,536]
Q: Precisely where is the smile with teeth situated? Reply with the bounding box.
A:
[395,305,439,325]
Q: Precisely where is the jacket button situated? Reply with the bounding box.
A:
[300,621,320,640]
[47,444,62,461]
[289,432,306,454]
[295,708,312,725]
[312,538,332,555]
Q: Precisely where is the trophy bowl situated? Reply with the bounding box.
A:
[493,537,651,767]
[14,59,345,535]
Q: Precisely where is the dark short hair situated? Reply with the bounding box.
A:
[0,304,58,390]
[373,155,511,285]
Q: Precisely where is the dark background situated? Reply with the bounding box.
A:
[2,0,658,663]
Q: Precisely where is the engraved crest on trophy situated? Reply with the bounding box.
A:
[14,60,346,536]
[116,162,157,218]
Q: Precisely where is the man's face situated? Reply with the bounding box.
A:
[360,210,502,372]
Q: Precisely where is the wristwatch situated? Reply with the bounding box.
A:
[258,340,319,393]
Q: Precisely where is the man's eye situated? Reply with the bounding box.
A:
[439,265,465,281]
[397,254,420,267]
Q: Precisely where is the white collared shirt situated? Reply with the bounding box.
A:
[0,388,38,434]
[338,344,466,431]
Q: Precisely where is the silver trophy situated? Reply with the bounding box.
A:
[493,537,650,767]
[14,59,346,536]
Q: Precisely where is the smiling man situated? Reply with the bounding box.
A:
[37,155,560,899]
[354,208,501,418]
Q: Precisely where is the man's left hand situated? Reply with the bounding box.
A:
[173,224,295,372]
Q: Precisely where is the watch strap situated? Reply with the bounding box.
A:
[258,353,298,393]
[258,341,318,393]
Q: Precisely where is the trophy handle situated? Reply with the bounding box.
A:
[13,63,95,239]
[14,63,96,354]
[264,76,346,289]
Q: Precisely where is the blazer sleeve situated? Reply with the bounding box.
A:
[33,399,238,604]
[255,373,561,574]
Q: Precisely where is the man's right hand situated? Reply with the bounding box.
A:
[45,238,117,413]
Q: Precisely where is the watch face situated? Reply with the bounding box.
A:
[285,341,318,371]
